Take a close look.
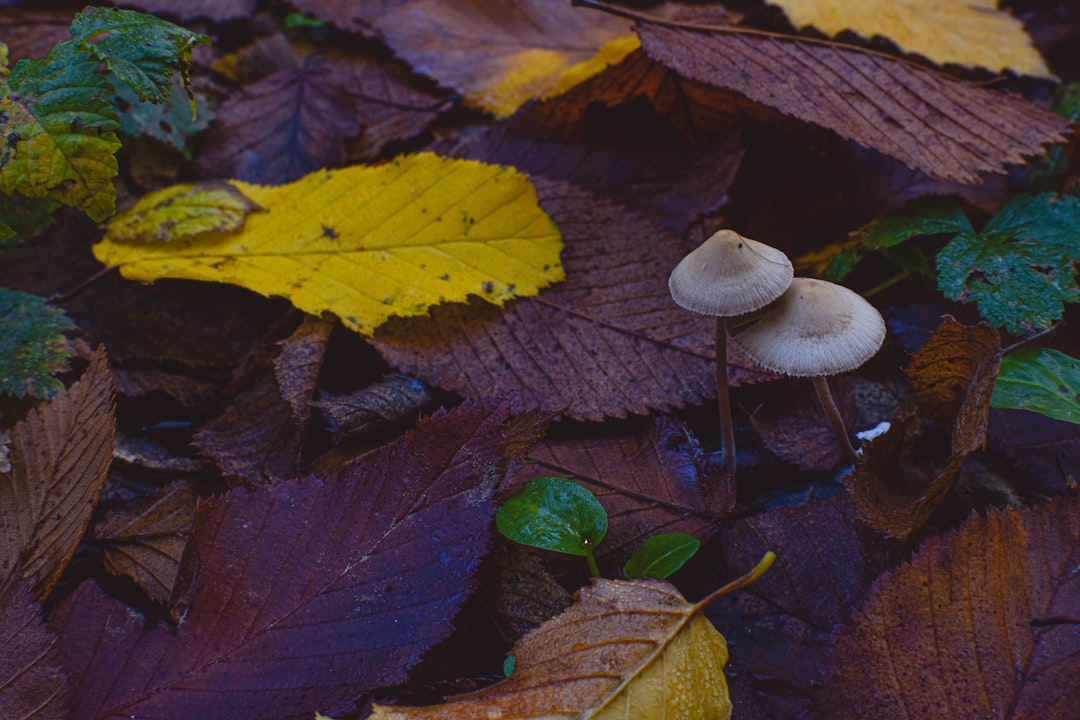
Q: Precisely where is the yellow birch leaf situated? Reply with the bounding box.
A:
[92,154,564,335]
[767,0,1053,78]
[106,181,259,243]
[371,578,734,720]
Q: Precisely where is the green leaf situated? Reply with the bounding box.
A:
[0,194,61,251]
[1,41,123,221]
[936,193,1080,334]
[111,76,212,155]
[71,7,210,106]
[0,288,75,399]
[496,477,607,558]
[285,13,326,29]
[623,533,701,580]
[991,347,1080,424]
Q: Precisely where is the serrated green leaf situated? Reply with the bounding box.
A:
[111,76,211,155]
[0,288,75,399]
[496,477,607,558]
[991,347,1080,424]
[1,40,123,221]
[71,7,210,106]
[623,533,700,580]
[936,193,1080,334]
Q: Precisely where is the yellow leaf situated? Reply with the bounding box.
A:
[372,579,733,720]
[93,154,564,335]
[767,0,1053,78]
[106,181,259,243]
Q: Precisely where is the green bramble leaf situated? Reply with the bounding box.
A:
[111,76,212,156]
[0,288,75,399]
[623,533,700,580]
[496,477,607,560]
[991,347,1080,424]
[71,7,210,107]
[936,193,1080,335]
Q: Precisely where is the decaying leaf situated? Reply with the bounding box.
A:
[0,288,74,400]
[106,0,258,23]
[846,317,1001,537]
[635,19,1067,182]
[817,492,1080,720]
[105,181,258,243]
[94,154,564,336]
[746,377,857,471]
[52,401,513,720]
[315,374,434,442]
[372,578,734,719]
[0,347,115,599]
[488,540,572,642]
[91,481,197,605]
[0,582,68,720]
[372,179,774,421]
[766,0,1053,78]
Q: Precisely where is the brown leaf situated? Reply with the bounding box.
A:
[509,415,728,566]
[0,8,71,62]
[197,36,446,183]
[990,409,1080,492]
[747,377,857,471]
[372,179,774,421]
[52,401,513,720]
[194,315,330,484]
[846,318,1001,537]
[635,20,1068,182]
[487,540,572,643]
[817,492,1080,720]
[686,493,895,719]
[0,347,115,599]
[112,368,216,408]
[91,481,197,605]
[107,0,258,23]
[315,374,434,442]
[371,578,733,719]
[0,582,68,720]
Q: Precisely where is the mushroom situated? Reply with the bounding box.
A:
[731,277,886,464]
[668,229,793,478]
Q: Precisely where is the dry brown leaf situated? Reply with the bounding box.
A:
[0,8,72,62]
[91,481,197,605]
[0,347,115,599]
[634,18,1067,182]
[746,377,857,471]
[488,539,572,643]
[0,582,68,720]
[816,492,1080,720]
[372,578,734,719]
[372,179,775,421]
[845,317,1001,537]
[315,374,434,442]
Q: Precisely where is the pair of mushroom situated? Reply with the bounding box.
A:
[669,229,885,476]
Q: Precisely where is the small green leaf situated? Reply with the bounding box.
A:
[285,12,326,29]
[0,194,61,251]
[991,347,1080,424]
[71,7,210,106]
[503,655,516,678]
[496,477,607,558]
[623,533,701,580]
[111,76,212,155]
[937,193,1080,334]
[0,288,75,399]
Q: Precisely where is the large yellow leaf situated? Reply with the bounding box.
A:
[768,0,1052,78]
[92,154,564,335]
[369,561,773,720]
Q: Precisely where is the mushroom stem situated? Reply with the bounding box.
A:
[812,376,858,464]
[716,317,737,478]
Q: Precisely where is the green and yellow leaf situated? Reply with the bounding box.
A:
[93,154,564,335]
[106,182,258,243]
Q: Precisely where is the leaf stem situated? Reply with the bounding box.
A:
[863,269,911,298]
[1030,615,1080,627]
[50,265,118,303]
[999,323,1061,357]
[693,550,776,612]
[585,548,601,577]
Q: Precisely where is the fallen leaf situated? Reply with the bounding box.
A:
[91,480,196,605]
[371,577,734,719]
[52,401,513,720]
[846,317,1001,537]
[104,181,258,244]
[816,492,1080,720]
[315,374,434,442]
[0,287,74,399]
[305,0,638,118]
[194,315,330,484]
[111,368,216,408]
[990,409,1080,491]
[634,18,1068,182]
[992,348,1080,424]
[766,0,1052,78]
[94,154,565,336]
[487,540,572,643]
[0,8,71,62]
[0,347,115,599]
[372,179,774,421]
[686,492,894,719]
[509,415,726,565]
[746,377,857,471]
[0,582,68,720]
[107,0,258,23]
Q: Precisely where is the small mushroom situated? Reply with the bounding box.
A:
[731,277,886,464]
[668,229,793,479]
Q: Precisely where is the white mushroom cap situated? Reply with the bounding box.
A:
[731,277,886,376]
[669,229,793,316]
